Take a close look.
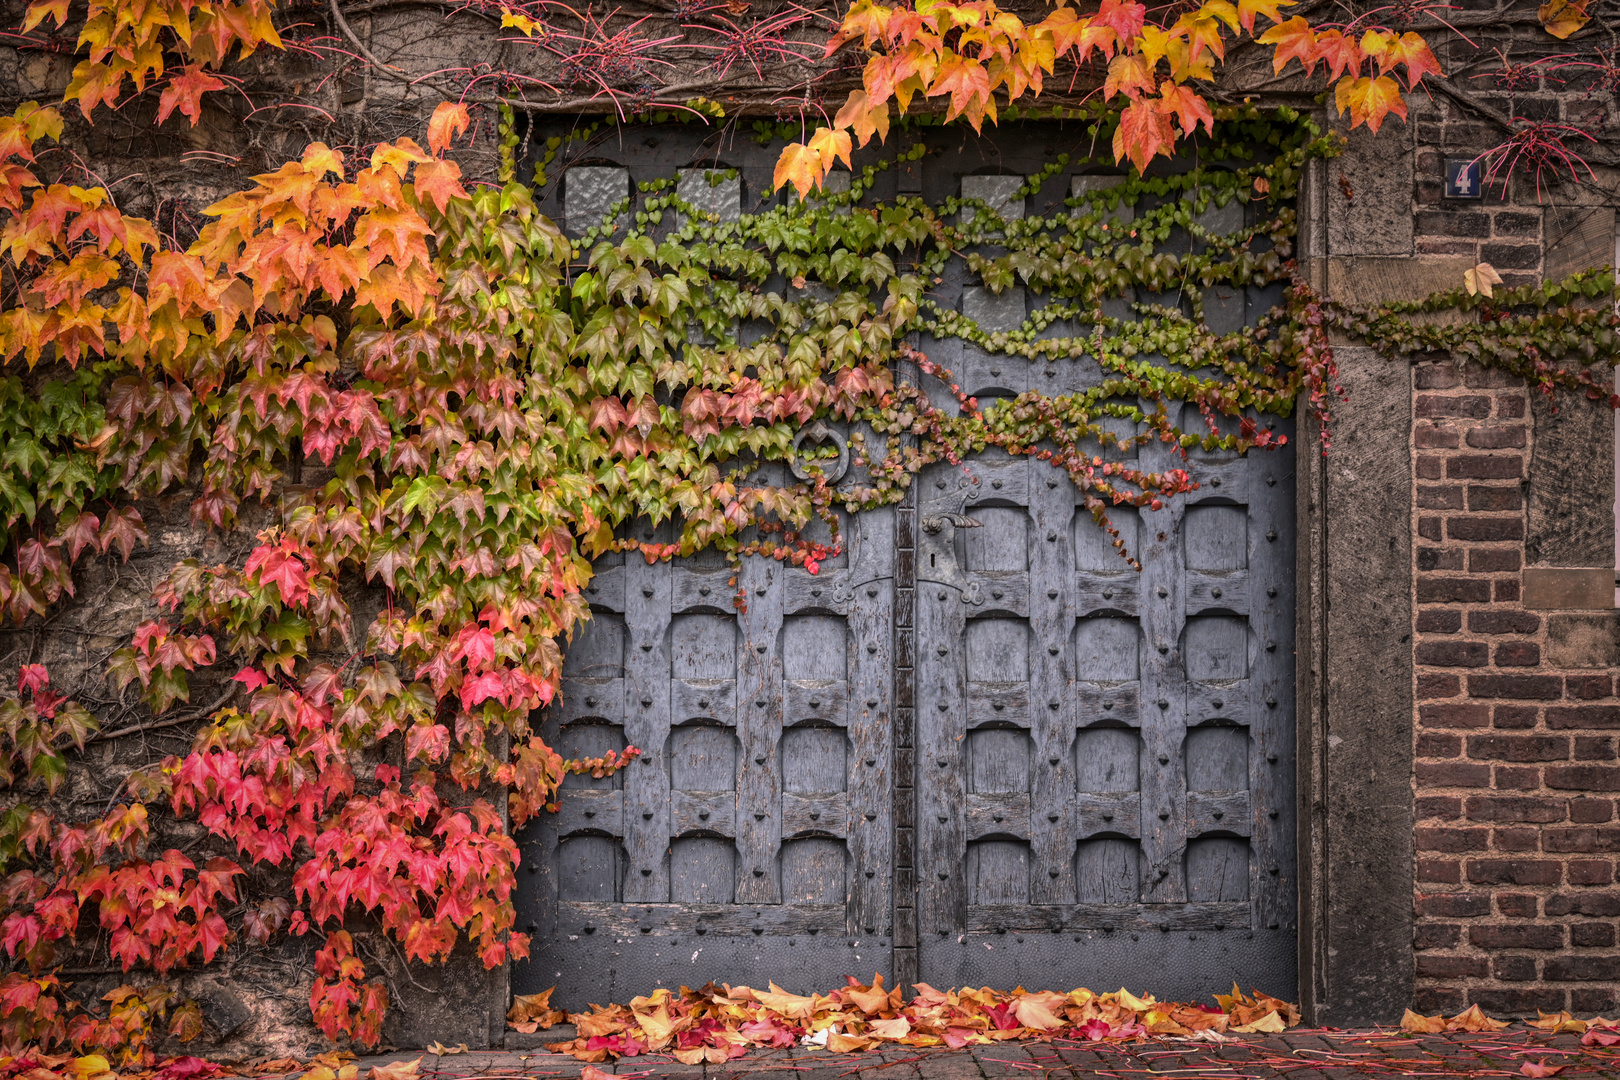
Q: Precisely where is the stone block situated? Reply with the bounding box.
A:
[959,174,1025,227]
[1523,568,1615,611]
[563,166,630,235]
[1529,387,1614,567]
[1325,256,1477,307]
[676,168,741,224]
[1327,121,1414,256]
[1545,205,1615,282]
[961,286,1027,333]
[1546,613,1620,668]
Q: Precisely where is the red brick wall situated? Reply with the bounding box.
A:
[1411,360,1620,1016]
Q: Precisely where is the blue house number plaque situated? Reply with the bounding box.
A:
[1444,159,1482,199]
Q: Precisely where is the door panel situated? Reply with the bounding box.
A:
[517,500,895,1006]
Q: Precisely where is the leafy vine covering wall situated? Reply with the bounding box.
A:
[0,8,1615,1056]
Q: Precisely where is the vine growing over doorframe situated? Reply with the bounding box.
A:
[0,1,1614,1057]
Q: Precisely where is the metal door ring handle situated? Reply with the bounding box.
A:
[789,422,850,483]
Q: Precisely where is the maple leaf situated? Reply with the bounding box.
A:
[1313,29,1363,81]
[773,141,825,199]
[21,0,68,31]
[1113,97,1177,174]
[1237,0,1293,32]
[1522,1062,1566,1077]
[428,102,471,155]
[413,159,467,214]
[1538,0,1589,37]
[1093,0,1147,41]
[1463,261,1503,297]
[1375,31,1442,86]
[834,89,891,148]
[1447,1004,1510,1032]
[1257,16,1318,75]
[368,1059,422,1080]
[157,67,227,126]
[246,538,312,608]
[1334,73,1407,133]
[927,52,993,127]
[1104,54,1156,100]
[1157,82,1215,137]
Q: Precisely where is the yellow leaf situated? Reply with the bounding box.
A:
[367,1059,422,1080]
[499,6,545,36]
[1232,1010,1287,1033]
[1115,988,1156,1012]
[426,1042,469,1055]
[827,1032,879,1052]
[1400,1009,1448,1033]
[1538,0,1589,38]
[752,981,818,1019]
[1463,261,1503,298]
[869,1017,912,1039]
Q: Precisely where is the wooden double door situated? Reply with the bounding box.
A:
[513,127,1297,1008]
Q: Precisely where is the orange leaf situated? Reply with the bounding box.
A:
[1399,1009,1447,1034]
[1157,81,1215,138]
[835,89,889,148]
[1538,0,1589,38]
[1237,0,1294,33]
[1377,31,1442,86]
[1334,73,1406,133]
[1446,1004,1510,1033]
[1257,16,1318,75]
[774,141,823,198]
[1112,96,1176,174]
[427,102,470,156]
[156,66,226,126]
[1521,1062,1566,1077]
[412,158,467,214]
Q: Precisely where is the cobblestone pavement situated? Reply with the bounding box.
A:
[332,1028,1620,1080]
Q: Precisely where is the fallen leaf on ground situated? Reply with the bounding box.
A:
[580,1067,615,1080]
[508,986,568,1033]
[1532,1011,1587,1034]
[1447,1004,1510,1032]
[367,1060,421,1080]
[1522,1061,1567,1077]
[1400,1009,1447,1033]
[424,1043,468,1055]
[1232,1011,1287,1034]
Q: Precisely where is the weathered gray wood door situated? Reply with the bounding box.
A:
[901,151,1297,1002]
[514,124,1297,1007]
[516,495,896,1005]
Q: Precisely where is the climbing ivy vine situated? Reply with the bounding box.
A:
[0,94,1613,1060]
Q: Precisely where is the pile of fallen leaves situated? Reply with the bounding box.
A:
[511,979,1302,1063]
